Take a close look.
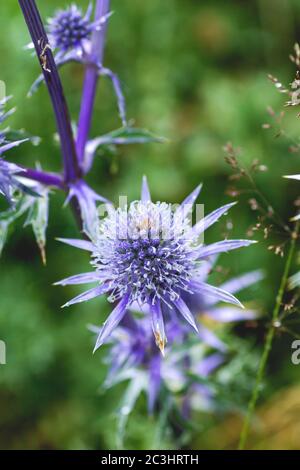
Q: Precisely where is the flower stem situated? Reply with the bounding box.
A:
[18,168,64,189]
[18,0,80,183]
[76,0,110,166]
[238,221,299,450]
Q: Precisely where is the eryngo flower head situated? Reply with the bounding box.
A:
[56,177,256,353]
[91,314,224,414]
[47,3,110,53]
[29,4,126,125]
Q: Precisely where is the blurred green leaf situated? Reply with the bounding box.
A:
[85,127,166,171]
[116,372,147,449]
[0,220,9,255]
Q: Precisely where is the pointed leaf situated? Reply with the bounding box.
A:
[54,272,105,286]
[141,175,151,203]
[197,323,227,351]
[196,256,218,281]
[94,294,130,352]
[100,67,127,126]
[25,188,49,264]
[0,139,29,155]
[62,284,110,308]
[218,270,264,295]
[173,297,198,332]
[196,239,256,259]
[175,184,202,220]
[117,373,147,449]
[190,280,244,308]
[56,237,94,252]
[208,307,258,322]
[191,202,237,238]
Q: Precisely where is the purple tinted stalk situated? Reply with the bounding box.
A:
[76,0,110,165]
[18,0,80,183]
[19,168,64,189]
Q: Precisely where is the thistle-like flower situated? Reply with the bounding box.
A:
[56,178,256,353]
[47,3,108,54]
[28,3,126,125]
[91,315,223,414]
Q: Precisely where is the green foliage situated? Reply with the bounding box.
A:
[1,0,300,450]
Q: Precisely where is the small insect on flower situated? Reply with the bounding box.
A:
[29,3,127,124]
[56,177,256,354]
[38,38,51,73]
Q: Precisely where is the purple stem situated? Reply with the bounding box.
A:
[18,168,64,189]
[76,0,111,165]
[18,0,81,183]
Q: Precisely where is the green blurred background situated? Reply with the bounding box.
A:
[1,0,300,450]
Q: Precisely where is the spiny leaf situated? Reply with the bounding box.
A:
[84,127,166,172]
[25,189,49,265]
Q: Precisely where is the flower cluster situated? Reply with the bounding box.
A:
[29,3,126,126]
[0,97,32,206]
[88,264,261,417]
[47,4,106,53]
[57,178,256,354]
[91,315,223,415]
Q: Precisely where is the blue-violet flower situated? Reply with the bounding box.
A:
[56,178,256,353]
[0,97,30,205]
